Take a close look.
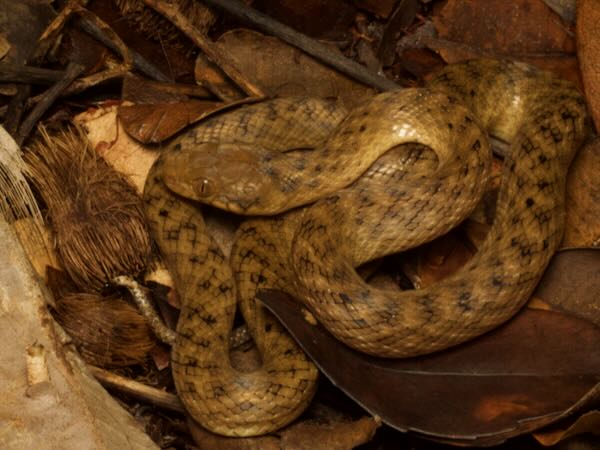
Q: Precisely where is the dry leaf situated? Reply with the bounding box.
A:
[533,410,600,446]
[0,0,54,65]
[114,0,216,44]
[0,33,10,60]
[76,105,160,193]
[430,0,580,85]
[543,0,577,23]
[194,53,246,101]
[433,0,574,54]
[563,138,600,247]
[253,0,356,40]
[401,229,476,289]
[61,28,109,75]
[396,47,445,79]
[354,0,399,18]
[190,426,280,450]
[279,415,379,449]
[189,408,378,449]
[213,29,376,109]
[259,291,600,447]
[530,249,600,327]
[576,0,600,131]
[149,344,171,371]
[118,100,255,144]
[377,0,420,66]
[121,73,211,104]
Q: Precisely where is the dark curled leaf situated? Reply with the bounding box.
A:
[258,287,600,446]
[533,248,600,327]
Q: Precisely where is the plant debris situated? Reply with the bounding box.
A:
[25,126,153,291]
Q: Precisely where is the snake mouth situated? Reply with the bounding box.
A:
[221,195,261,215]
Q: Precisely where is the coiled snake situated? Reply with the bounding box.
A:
[143,59,589,436]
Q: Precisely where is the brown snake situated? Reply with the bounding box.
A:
[143,60,589,436]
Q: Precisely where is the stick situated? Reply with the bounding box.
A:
[90,366,185,413]
[203,0,401,92]
[0,63,65,85]
[15,62,85,146]
[141,0,266,99]
[36,3,133,97]
[76,17,171,83]
[123,74,213,99]
[4,85,31,136]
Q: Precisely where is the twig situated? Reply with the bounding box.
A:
[123,74,213,99]
[32,0,83,64]
[15,62,85,146]
[377,0,419,66]
[90,366,185,413]
[36,2,133,97]
[0,63,65,85]
[76,16,171,83]
[203,0,401,92]
[195,53,246,100]
[4,85,31,136]
[0,2,136,124]
[1,7,136,124]
[140,0,266,99]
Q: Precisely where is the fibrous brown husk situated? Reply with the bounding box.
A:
[25,125,153,291]
[115,0,216,45]
[53,292,156,367]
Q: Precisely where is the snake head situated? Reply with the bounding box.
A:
[161,141,275,214]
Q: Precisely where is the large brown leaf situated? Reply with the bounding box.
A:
[211,29,376,109]
[533,410,600,446]
[117,98,257,144]
[563,138,600,248]
[189,411,379,450]
[531,249,600,327]
[259,282,600,446]
[577,0,600,131]
[429,0,580,86]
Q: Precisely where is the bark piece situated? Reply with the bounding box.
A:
[0,219,158,449]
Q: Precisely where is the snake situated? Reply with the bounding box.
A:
[143,59,589,436]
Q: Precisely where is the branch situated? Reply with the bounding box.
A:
[203,0,401,92]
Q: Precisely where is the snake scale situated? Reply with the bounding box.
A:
[143,59,589,436]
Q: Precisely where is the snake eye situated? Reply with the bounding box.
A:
[194,178,214,197]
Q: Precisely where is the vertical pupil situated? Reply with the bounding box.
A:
[197,179,209,195]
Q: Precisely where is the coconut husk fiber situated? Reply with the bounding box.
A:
[115,0,216,45]
[53,291,156,367]
[25,125,153,292]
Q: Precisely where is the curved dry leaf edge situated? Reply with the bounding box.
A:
[259,289,600,447]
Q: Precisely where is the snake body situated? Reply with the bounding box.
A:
[145,60,588,435]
